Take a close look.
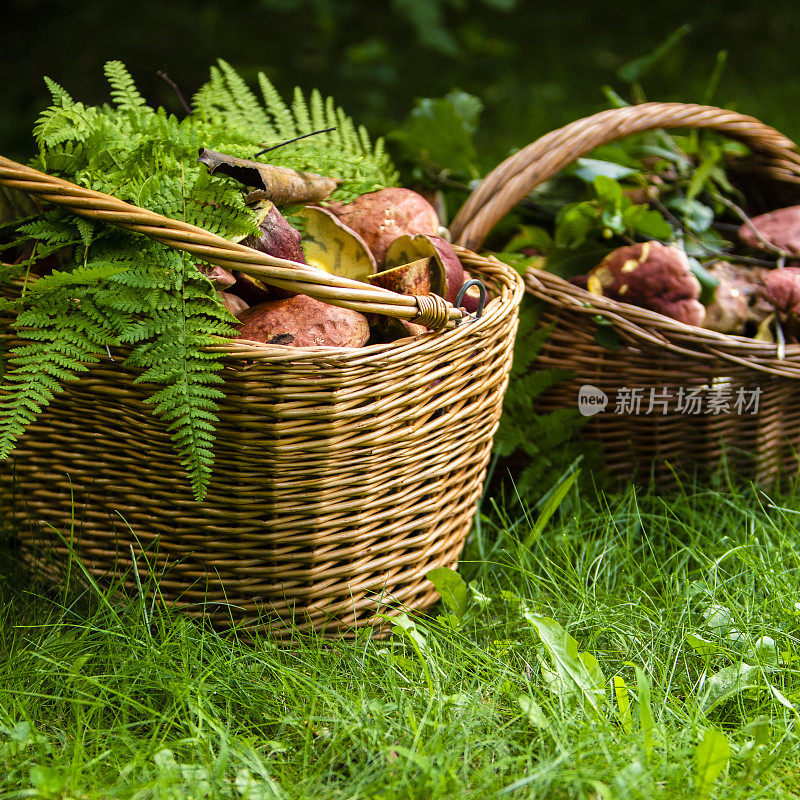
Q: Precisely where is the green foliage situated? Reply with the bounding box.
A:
[523,612,607,718]
[391,89,484,180]
[5,481,800,795]
[2,60,397,500]
[694,729,731,799]
[492,298,602,498]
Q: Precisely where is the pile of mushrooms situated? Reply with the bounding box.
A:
[576,205,800,341]
[197,149,478,349]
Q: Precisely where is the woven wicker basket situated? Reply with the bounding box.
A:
[451,103,800,484]
[0,156,523,637]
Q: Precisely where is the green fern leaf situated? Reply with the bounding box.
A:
[291,86,313,135]
[259,72,296,140]
[104,60,147,110]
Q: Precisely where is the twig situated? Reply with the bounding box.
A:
[157,70,192,116]
[254,128,336,158]
[711,192,792,259]
[650,195,683,230]
[702,252,779,268]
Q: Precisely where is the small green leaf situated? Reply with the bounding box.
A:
[702,663,761,711]
[426,567,469,621]
[501,225,553,255]
[769,685,796,713]
[554,203,598,249]
[688,258,720,306]
[518,694,551,730]
[666,196,715,233]
[524,612,606,717]
[29,765,65,794]
[593,174,624,209]
[393,90,483,177]
[570,158,638,183]
[694,729,730,800]
[685,632,720,656]
[630,208,673,240]
[613,675,632,733]
[594,325,621,351]
[687,146,721,202]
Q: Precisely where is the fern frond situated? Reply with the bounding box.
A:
[309,89,326,137]
[23,262,126,296]
[291,86,313,135]
[258,72,296,140]
[43,76,74,107]
[217,59,275,140]
[0,309,107,458]
[33,102,97,150]
[8,60,398,499]
[104,61,147,110]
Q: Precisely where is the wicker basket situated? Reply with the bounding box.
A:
[0,156,523,637]
[451,103,800,484]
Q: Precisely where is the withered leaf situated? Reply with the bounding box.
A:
[197,147,340,205]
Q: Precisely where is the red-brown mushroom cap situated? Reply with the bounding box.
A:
[739,206,800,255]
[587,241,704,326]
[325,188,440,266]
[763,267,800,316]
[199,263,236,289]
[241,201,306,265]
[235,295,370,348]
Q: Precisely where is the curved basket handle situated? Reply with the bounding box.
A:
[0,155,463,330]
[451,101,800,250]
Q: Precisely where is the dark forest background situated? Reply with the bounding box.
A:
[2,0,799,171]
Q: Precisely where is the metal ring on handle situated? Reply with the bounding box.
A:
[455,278,487,323]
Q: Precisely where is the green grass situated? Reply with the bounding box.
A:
[3,477,800,798]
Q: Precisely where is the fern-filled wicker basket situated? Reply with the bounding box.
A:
[0,156,523,637]
[451,103,800,485]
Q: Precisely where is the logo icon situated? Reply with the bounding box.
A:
[578,385,608,416]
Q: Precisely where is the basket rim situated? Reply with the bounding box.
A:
[1,249,525,364]
[448,100,800,375]
[524,266,800,376]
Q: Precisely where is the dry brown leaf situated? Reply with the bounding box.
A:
[197,147,340,205]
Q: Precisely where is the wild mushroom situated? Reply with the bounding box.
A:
[242,200,306,265]
[232,200,307,303]
[762,266,800,342]
[382,233,466,304]
[368,257,434,296]
[199,263,237,290]
[763,267,800,316]
[702,261,771,334]
[586,241,705,326]
[294,205,377,282]
[738,205,800,256]
[325,188,440,265]
[235,295,370,348]
[218,291,249,316]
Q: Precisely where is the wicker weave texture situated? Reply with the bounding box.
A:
[1,249,522,636]
[451,103,800,482]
